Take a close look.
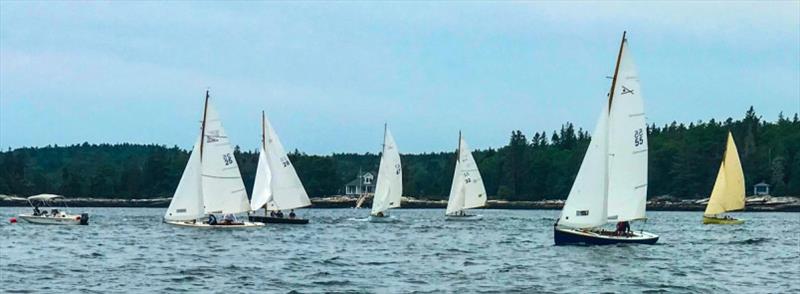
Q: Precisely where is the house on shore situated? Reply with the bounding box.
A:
[345,171,376,196]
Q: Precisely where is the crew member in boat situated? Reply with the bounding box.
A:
[207,214,218,225]
[269,210,277,217]
[615,221,631,236]
[222,213,235,224]
[375,211,385,217]
[276,210,284,218]
[289,209,296,219]
[33,206,41,216]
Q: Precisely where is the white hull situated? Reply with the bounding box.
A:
[164,220,265,228]
[445,214,483,221]
[18,214,82,225]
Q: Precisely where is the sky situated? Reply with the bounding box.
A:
[1,1,798,154]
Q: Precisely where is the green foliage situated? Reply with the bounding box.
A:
[0,108,797,200]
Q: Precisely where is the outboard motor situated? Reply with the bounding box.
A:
[79,213,89,225]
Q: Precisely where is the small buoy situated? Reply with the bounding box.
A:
[9,217,17,224]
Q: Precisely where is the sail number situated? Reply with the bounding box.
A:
[634,128,644,147]
[395,164,401,175]
[223,153,234,166]
[280,156,291,167]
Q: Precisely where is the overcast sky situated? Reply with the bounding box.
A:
[1,1,798,154]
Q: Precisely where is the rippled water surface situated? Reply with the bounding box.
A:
[1,208,798,293]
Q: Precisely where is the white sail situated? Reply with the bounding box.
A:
[200,103,251,214]
[249,146,272,211]
[559,108,609,228]
[606,39,648,222]
[165,136,205,221]
[446,136,487,215]
[258,115,312,211]
[371,127,402,215]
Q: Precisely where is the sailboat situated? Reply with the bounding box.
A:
[164,91,264,228]
[703,132,746,224]
[554,32,658,245]
[248,111,312,224]
[445,132,487,221]
[369,124,402,222]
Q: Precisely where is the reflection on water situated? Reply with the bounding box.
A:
[1,208,798,292]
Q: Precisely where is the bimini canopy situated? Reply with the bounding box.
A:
[27,194,65,202]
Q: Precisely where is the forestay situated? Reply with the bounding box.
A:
[606,39,648,222]
[704,132,745,215]
[200,103,250,214]
[371,127,402,215]
[559,109,609,228]
[446,136,487,215]
[165,136,205,221]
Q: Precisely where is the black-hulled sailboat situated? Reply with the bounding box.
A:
[248,111,312,224]
[554,32,658,245]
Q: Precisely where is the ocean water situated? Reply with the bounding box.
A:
[1,208,798,293]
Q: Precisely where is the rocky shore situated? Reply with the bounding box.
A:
[1,194,798,212]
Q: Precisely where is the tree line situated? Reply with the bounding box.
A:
[1,107,798,200]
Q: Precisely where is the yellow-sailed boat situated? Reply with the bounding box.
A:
[703,132,746,225]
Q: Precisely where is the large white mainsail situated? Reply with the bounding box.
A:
[251,113,311,211]
[371,126,402,215]
[558,108,610,228]
[446,135,487,215]
[558,32,649,229]
[200,102,251,214]
[165,136,205,221]
[606,39,648,222]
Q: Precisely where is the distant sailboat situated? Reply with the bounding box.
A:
[554,32,658,245]
[703,132,746,224]
[164,91,264,228]
[445,132,487,221]
[369,124,402,222]
[248,111,312,224]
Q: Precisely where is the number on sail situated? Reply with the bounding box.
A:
[634,128,644,147]
[223,153,233,166]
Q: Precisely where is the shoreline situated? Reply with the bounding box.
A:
[1,195,798,212]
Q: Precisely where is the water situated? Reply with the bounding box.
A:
[1,208,798,293]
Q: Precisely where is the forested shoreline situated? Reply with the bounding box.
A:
[1,107,798,200]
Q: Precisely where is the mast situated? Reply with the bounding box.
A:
[607,31,626,111]
[457,131,462,162]
[604,31,626,224]
[382,123,387,159]
[262,110,268,215]
[262,111,267,151]
[200,90,210,159]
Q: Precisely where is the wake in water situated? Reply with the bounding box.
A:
[726,237,770,245]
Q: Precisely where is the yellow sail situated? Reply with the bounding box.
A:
[704,132,745,216]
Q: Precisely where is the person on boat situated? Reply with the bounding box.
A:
[276,210,284,218]
[51,209,59,217]
[222,213,235,225]
[615,221,631,236]
[33,206,41,216]
[207,214,218,225]
[289,209,296,219]
[270,210,277,217]
[375,211,385,217]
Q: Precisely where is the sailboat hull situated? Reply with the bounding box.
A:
[164,220,265,228]
[703,216,744,225]
[554,226,658,245]
[249,216,309,224]
[445,214,483,221]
